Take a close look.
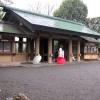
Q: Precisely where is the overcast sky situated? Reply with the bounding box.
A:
[10,0,100,18]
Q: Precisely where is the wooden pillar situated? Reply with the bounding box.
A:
[27,38,31,61]
[35,36,40,55]
[97,46,99,54]
[48,37,52,63]
[12,42,15,53]
[69,40,72,62]
[97,46,99,59]
[11,37,16,62]
[27,38,31,53]
[77,41,80,61]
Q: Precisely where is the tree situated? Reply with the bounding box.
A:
[46,3,55,16]
[53,0,88,24]
[87,17,100,33]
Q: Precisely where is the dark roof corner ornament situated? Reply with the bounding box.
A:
[95,37,99,40]
[19,22,23,26]
[0,7,6,21]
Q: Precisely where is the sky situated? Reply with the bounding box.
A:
[9,0,100,18]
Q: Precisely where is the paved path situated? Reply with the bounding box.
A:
[0,61,100,100]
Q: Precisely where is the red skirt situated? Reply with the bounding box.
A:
[56,57,66,64]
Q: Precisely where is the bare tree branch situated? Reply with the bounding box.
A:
[0,0,13,6]
[28,1,55,16]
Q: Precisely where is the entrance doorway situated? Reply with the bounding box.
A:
[53,39,69,61]
[40,38,48,62]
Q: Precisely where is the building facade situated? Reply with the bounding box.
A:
[0,6,100,63]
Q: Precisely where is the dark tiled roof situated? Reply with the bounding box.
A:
[81,36,100,43]
[2,6,100,38]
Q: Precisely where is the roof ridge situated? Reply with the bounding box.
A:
[3,5,84,26]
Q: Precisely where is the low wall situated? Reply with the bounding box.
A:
[0,55,12,62]
[84,54,98,60]
[0,53,28,63]
[13,53,27,62]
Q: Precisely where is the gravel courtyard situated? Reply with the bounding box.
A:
[0,61,100,100]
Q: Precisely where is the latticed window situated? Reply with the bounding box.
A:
[84,43,97,54]
[0,40,12,53]
[15,37,27,53]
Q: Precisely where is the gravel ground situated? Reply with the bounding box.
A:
[0,61,100,100]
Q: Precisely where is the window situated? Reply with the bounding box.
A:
[84,43,97,54]
[0,42,3,52]
[4,42,11,53]
[15,37,19,41]
[15,43,19,53]
[15,37,27,53]
[23,38,27,42]
[84,46,87,53]
[91,47,94,53]
[0,41,12,53]
[87,46,91,53]
[23,43,27,53]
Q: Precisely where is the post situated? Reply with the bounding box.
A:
[12,39,16,62]
[48,37,52,63]
[77,41,80,61]
[35,36,40,55]
[69,40,72,62]
[27,38,31,61]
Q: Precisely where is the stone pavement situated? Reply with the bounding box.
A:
[0,61,100,100]
[0,62,21,67]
